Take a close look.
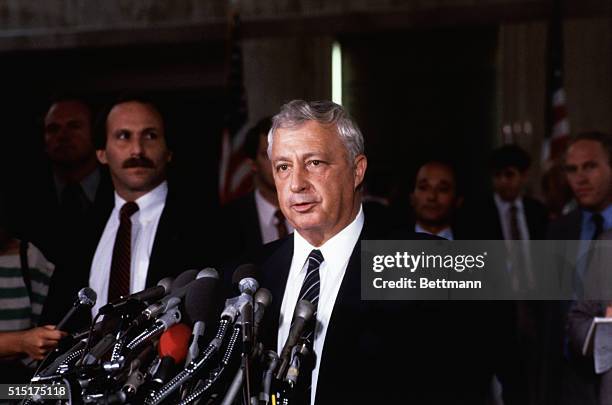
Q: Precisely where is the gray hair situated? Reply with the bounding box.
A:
[267,100,365,163]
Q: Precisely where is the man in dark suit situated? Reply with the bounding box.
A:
[409,159,464,239]
[253,99,373,405]
[12,97,114,265]
[41,94,214,331]
[461,144,548,241]
[252,100,524,405]
[220,117,292,259]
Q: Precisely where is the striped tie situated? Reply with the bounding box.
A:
[108,201,139,303]
[294,249,324,404]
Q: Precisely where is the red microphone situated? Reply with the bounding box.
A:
[153,323,192,386]
[159,323,191,364]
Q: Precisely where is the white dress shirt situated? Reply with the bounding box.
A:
[89,181,168,317]
[254,189,293,244]
[277,205,364,404]
[493,193,530,240]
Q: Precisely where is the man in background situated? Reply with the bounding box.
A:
[220,117,292,260]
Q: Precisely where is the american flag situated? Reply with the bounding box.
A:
[219,8,251,205]
[542,0,570,164]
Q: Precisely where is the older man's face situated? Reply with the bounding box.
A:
[44,100,94,166]
[270,121,366,246]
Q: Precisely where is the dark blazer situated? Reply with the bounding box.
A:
[253,223,524,404]
[12,166,115,265]
[40,185,217,332]
[460,196,548,240]
[547,208,582,240]
[219,192,264,260]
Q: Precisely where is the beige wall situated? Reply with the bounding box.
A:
[243,36,332,127]
[497,16,612,162]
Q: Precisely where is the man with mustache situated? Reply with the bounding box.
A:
[44,94,214,327]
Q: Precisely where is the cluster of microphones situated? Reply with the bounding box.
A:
[28,264,317,405]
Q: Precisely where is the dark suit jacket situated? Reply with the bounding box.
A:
[219,192,264,260]
[40,185,218,332]
[547,208,582,240]
[12,166,115,265]
[252,223,524,404]
[460,196,548,240]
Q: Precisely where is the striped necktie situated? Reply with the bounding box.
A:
[108,201,139,303]
[294,249,324,404]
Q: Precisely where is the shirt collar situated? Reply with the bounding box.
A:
[54,167,100,203]
[114,181,168,222]
[494,193,524,212]
[254,188,280,226]
[414,223,454,240]
[581,203,612,231]
[293,205,364,274]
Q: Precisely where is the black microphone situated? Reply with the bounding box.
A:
[259,350,279,405]
[56,287,97,331]
[184,271,220,365]
[276,300,314,380]
[98,277,173,315]
[131,270,200,328]
[253,288,272,340]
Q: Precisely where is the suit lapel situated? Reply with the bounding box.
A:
[262,238,294,348]
[245,193,263,250]
[146,195,175,287]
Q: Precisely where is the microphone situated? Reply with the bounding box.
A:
[132,270,200,328]
[98,278,173,315]
[183,273,220,365]
[221,264,260,322]
[56,287,97,331]
[147,324,192,395]
[122,345,157,399]
[232,263,259,296]
[276,300,315,380]
[158,323,191,365]
[253,288,272,340]
[259,350,279,405]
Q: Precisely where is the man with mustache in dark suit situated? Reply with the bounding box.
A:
[42,94,214,330]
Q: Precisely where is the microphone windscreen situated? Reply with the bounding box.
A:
[197,267,219,280]
[183,278,220,326]
[294,300,314,321]
[171,270,199,293]
[158,323,191,364]
[78,287,97,307]
[254,288,272,310]
[231,263,258,285]
[157,277,174,294]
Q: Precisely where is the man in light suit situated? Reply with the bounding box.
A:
[568,230,612,405]
[545,132,612,405]
[219,117,292,260]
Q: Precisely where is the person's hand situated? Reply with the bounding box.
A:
[18,325,66,360]
[606,305,612,318]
